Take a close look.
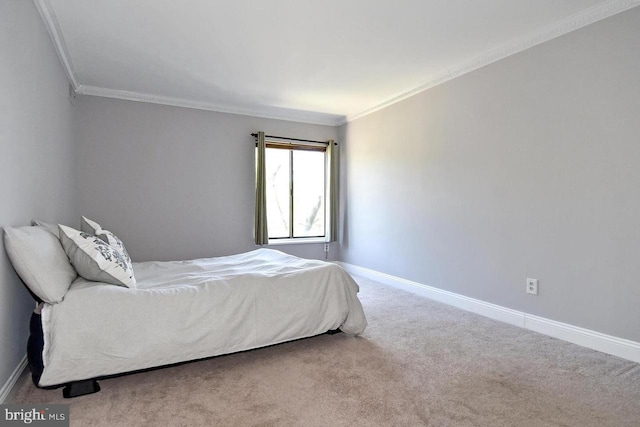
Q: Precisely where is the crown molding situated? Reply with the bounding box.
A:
[33,1,342,126]
[77,85,345,126]
[34,0,639,128]
[341,0,640,125]
[33,0,79,90]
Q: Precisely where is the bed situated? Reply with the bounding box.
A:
[4,220,367,397]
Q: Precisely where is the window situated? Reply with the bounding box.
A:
[264,142,326,239]
[254,131,337,246]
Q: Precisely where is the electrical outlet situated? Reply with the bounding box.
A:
[324,243,329,252]
[526,278,538,295]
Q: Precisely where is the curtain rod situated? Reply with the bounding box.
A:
[251,133,337,145]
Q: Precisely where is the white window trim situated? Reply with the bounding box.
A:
[264,142,328,241]
[265,237,327,246]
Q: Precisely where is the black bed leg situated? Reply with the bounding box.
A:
[326,328,342,335]
[63,380,101,398]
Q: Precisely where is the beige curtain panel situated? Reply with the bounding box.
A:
[254,131,269,245]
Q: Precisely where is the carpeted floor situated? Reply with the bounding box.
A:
[10,276,640,426]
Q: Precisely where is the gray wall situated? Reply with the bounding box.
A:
[339,8,640,342]
[0,1,77,391]
[74,96,338,262]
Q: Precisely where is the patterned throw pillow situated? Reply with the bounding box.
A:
[80,216,102,235]
[80,216,133,264]
[96,229,132,266]
[58,225,136,288]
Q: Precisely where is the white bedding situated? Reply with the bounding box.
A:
[39,249,367,387]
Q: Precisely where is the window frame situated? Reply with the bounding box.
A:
[264,140,328,242]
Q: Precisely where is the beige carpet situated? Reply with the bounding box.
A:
[11,276,640,426]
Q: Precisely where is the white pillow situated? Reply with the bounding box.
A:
[80,216,102,235]
[3,226,77,303]
[32,220,61,238]
[58,225,136,288]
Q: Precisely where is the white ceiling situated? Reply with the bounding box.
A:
[37,0,637,125]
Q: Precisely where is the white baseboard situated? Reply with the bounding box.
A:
[339,262,640,364]
[0,354,27,404]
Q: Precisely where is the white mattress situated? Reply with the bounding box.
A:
[39,249,367,386]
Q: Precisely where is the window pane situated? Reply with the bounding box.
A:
[293,150,325,237]
[265,148,290,238]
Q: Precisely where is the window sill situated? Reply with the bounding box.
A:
[266,238,327,246]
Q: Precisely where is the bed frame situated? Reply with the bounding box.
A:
[16,245,366,399]
[27,309,342,398]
